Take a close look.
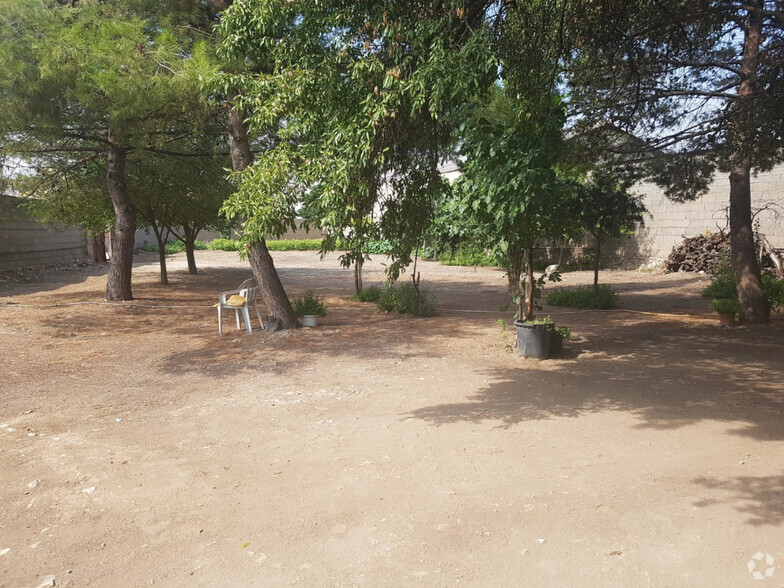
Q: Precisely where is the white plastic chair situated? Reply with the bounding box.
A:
[217,278,264,334]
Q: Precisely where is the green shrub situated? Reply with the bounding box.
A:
[438,243,501,267]
[266,239,323,251]
[546,285,619,309]
[139,240,206,254]
[701,274,736,299]
[351,286,383,303]
[764,274,784,311]
[208,238,244,251]
[292,291,326,317]
[711,298,741,314]
[377,283,437,317]
[702,263,784,311]
[364,240,394,255]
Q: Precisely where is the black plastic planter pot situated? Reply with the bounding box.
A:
[514,321,553,359]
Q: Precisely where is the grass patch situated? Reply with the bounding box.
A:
[139,240,207,254]
[546,285,619,309]
[266,239,323,251]
[377,283,437,317]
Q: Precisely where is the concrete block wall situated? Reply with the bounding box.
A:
[0,219,88,270]
[631,166,784,259]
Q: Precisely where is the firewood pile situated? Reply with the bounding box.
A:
[666,232,730,273]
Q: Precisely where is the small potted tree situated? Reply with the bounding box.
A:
[293,291,326,327]
[712,298,740,326]
[452,91,580,359]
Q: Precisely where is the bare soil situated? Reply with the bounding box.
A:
[1,250,783,587]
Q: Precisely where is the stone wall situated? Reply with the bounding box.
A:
[0,196,88,270]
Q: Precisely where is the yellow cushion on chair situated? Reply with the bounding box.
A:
[225,295,246,307]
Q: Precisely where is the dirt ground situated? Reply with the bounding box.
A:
[1,250,783,587]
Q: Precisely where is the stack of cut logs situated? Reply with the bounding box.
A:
[666,232,730,273]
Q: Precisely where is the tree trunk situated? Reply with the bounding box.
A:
[730,1,768,324]
[152,225,169,286]
[354,257,363,295]
[593,236,601,293]
[87,234,107,264]
[729,165,768,322]
[248,240,299,329]
[185,233,198,276]
[226,90,299,329]
[105,134,135,301]
[506,244,523,295]
[522,247,535,321]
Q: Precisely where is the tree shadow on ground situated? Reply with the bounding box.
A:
[406,317,784,442]
[693,474,784,526]
[158,304,479,379]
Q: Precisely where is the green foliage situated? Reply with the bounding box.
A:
[21,166,114,236]
[292,291,326,317]
[455,87,581,320]
[350,286,383,303]
[221,146,303,243]
[546,285,619,309]
[711,298,741,314]
[377,284,437,317]
[438,243,501,267]
[217,0,497,282]
[577,168,647,244]
[208,238,244,252]
[266,239,323,251]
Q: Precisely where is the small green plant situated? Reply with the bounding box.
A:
[376,283,437,317]
[292,291,326,317]
[711,298,741,314]
[350,286,383,303]
[555,325,571,341]
[497,318,514,352]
